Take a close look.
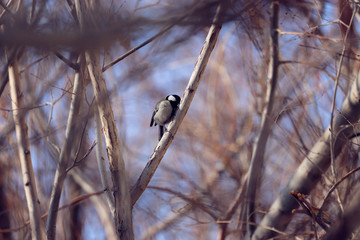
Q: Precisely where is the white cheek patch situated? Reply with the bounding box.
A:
[168,95,176,101]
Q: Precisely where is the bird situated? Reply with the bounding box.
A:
[150,94,181,140]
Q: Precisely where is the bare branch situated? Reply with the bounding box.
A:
[86,48,133,238]
[245,1,280,237]
[8,56,45,239]
[95,108,115,216]
[252,52,360,240]
[102,24,175,72]
[130,0,226,207]
[46,56,83,240]
[74,0,133,237]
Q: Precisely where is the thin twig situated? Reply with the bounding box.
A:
[148,186,218,220]
[140,204,192,239]
[66,141,97,172]
[102,24,175,72]
[280,31,342,43]
[66,99,95,172]
[50,83,75,96]
[101,1,212,72]
[0,102,51,112]
[19,54,49,74]
[321,165,360,208]
[290,191,329,231]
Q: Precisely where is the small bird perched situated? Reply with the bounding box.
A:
[150,94,181,140]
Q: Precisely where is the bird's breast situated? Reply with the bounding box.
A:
[154,101,172,125]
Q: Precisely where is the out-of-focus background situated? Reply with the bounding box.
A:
[1,0,360,239]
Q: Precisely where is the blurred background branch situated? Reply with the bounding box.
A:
[2,0,360,239]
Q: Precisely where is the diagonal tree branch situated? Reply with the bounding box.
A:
[252,54,360,240]
[252,2,360,239]
[102,24,175,72]
[130,0,227,207]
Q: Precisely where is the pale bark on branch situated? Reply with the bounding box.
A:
[252,69,360,240]
[95,109,115,216]
[130,1,226,207]
[75,1,133,238]
[9,58,45,240]
[86,49,133,239]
